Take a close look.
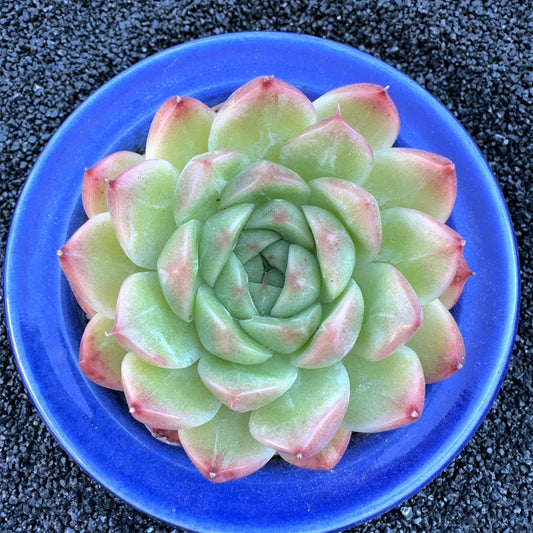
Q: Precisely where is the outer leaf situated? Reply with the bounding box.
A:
[146,426,181,446]
[440,252,473,309]
[199,204,254,286]
[364,148,457,222]
[343,346,425,433]
[240,303,322,354]
[122,353,220,430]
[313,83,400,150]
[279,426,351,471]
[270,244,321,318]
[82,150,143,217]
[145,95,215,171]
[79,313,127,390]
[219,160,311,208]
[107,159,180,269]
[57,212,141,318]
[208,76,316,162]
[249,364,350,458]
[407,299,466,383]
[113,272,207,368]
[157,219,201,322]
[378,207,465,304]
[308,178,381,261]
[179,406,276,483]
[279,111,374,185]
[353,262,422,361]
[174,150,250,226]
[302,204,356,303]
[197,353,298,412]
[291,280,364,369]
[194,285,273,365]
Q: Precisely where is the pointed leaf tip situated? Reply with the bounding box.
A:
[313,83,400,150]
[208,76,316,162]
[145,95,215,172]
[82,151,144,217]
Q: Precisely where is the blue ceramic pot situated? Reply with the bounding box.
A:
[4,33,520,533]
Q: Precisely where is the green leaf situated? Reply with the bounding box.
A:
[364,148,457,223]
[240,303,322,354]
[352,262,422,361]
[58,212,142,318]
[291,280,363,368]
[122,352,220,430]
[308,177,381,262]
[279,112,374,185]
[219,160,311,208]
[199,204,254,286]
[157,219,201,322]
[194,285,273,364]
[270,244,321,318]
[214,253,258,319]
[407,299,465,383]
[245,199,315,250]
[342,346,425,432]
[197,353,298,411]
[107,159,180,269]
[113,272,207,368]
[313,83,400,151]
[302,204,356,303]
[208,76,316,162]
[179,406,276,483]
[174,150,250,226]
[249,364,350,458]
[145,96,215,172]
[378,207,465,304]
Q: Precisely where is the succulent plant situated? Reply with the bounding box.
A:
[58,76,471,483]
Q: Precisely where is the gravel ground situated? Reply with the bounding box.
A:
[1,1,531,532]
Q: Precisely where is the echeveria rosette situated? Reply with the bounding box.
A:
[58,76,472,483]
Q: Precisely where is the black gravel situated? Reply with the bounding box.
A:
[1,1,531,532]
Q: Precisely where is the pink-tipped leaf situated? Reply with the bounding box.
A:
[364,148,457,222]
[407,299,466,383]
[208,76,317,162]
[279,426,351,471]
[219,160,311,208]
[82,150,143,217]
[122,353,220,430]
[79,313,127,390]
[352,262,422,361]
[279,111,374,185]
[174,150,250,226]
[440,252,473,309]
[343,345,425,432]
[197,353,298,412]
[145,96,215,172]
[179,407,276,483]
[57,212,141,319]
[157,219,201,323]
[113,272,207,368]
[302,204,356,303]
[249,364,350,458]
[107,159,180,269]
[313,83,400,151]
[378,207,465,304]
[308,177,382,262]
[291,280,364,369]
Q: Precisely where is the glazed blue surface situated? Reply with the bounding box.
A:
[4,33,520,532]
